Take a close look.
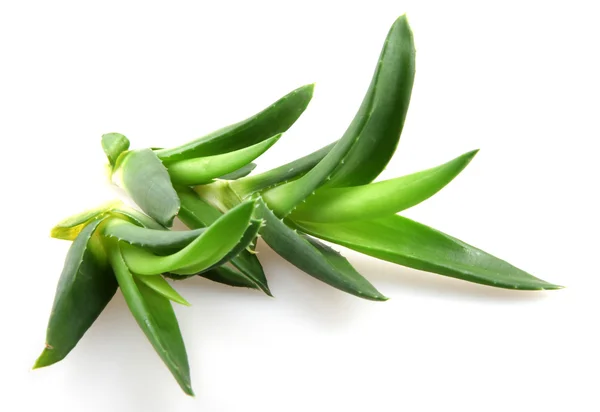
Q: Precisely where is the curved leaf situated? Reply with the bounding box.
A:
[34,218,118,368]
[156,84,314,162]
[120,201,255,275]
[167,134,281,186]
[134,275,191,306]
[50,200,121,240]
[296,215,562,290]
[291,150,478,223]
[114,149,180,227]
[108,243,193,396]
[199,266,260,290]
[101,133,130,167]
[218,162,257,180]
[256,199,386,301]
[102,218,205,251]
[262,15,415,216]
[231,142,335,197]
[176,186,271,295]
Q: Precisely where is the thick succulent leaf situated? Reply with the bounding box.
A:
[256,199,386,301]
[120,201,255,275]
[219,162,257,180]
[34,218,118,368]
[110,206,165,230]
[262,16,415,215]
[109,244,193,396]
[231,142,335,197]
[134,275,191,306]
[199,266,260,290]
[167,134,281,186]
[155,84,314,162]
[101,133,130,166]
[50,200,121,240]
[177,186,271,295]
[324,15,416,188]
[114,149,180,227]
[296,215,562,290]
[291,150,478,223]
[102,218,205,251]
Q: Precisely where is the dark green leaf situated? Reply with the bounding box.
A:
[156,84,314,162]
[34,218,118,368]
[199,266,261,290]
[296,215,562,290]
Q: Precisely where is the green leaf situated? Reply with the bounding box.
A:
[324,15,416,188]
[110,206,166,230]
[108,242,193,396]
[218,162,257,180]
[256,199,386,301]
[102,218,205,251]
[120,201,255,275]
[167,134,281,186]
[101,133,130,167]
[50,200,122,240]
[231,142,335,197]
[177,186,271,295]
[134,275,191,306]
[114,149,180,227]
[199,266,261,290]
[34,218,118,369]
[291,150,478,223]
[155,84,314,162]
[262,15,415,215]
[296,215,562,290]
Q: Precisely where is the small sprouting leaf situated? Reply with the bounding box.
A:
[134,275,191,306]
[256,199,387,301]
[155,84,314,162]
[296,215,562,290]
[231,142,335,197]
[102,133,130,167]
[114,149,180,227]
[108,243,193,396]
[120,201,255,275]
[50,200,122,240]
[102,218,205,251]
[218,162,257,180]
[34,218,118,369]
[291,150,478,223]
[167,134,281,186]
[177,186,271,296]
[262,16,415,216]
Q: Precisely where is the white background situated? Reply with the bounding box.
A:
[1,1,599,411]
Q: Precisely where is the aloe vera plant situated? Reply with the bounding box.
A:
[35,200,261,395]
[38,13,562,398]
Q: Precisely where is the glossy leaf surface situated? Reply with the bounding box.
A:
[34,219,118,368]
[257,200,386,301]
[167,134,281,186]
[156,84,314,162]
[292,150,478,223]
[109,244,193,395]
[219,162,257,180]
[297,215,562,290]
[134,274,191,306]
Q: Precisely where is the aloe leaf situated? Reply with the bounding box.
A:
[167,134,281,186]
[199,266,260,290]
[177,186,271,295]
[102,218,205,251]
[296,215,562,290]
[34,218,118,369]
[256,199,386,301]
[324,15,415,188]
[101,133,130,166]
[134,275,191,306]
[110,206,166,230]
[231,142,335,197]
[50,200,122,240]
[108,243,193,396]
[120,201,255,275]
[113,149,180,227]
[291,150,478,223]
[155,84,314,162]
[218,162,257,180]
[262,16,415,216]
